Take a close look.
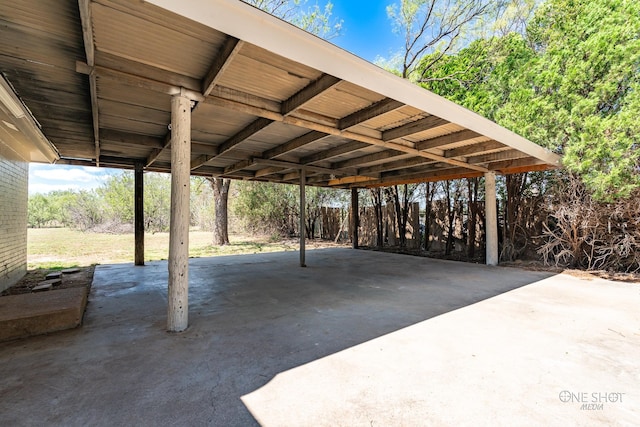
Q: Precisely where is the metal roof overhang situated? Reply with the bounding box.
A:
[0,0,561,188]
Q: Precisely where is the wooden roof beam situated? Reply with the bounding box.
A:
[85,62,486,173]
[286,115,488,172]
[360,168,485,188]
[206,93,488,172]
[444,140,506,158]
[146,133,171,167]
[202,36,244,97]
[489,157,548,172]
[254,158,363,177]
[468,149,527,164]
[224,130,328,178]
[338,98,404,130]
[262,130,328,159]
[281,74,341,116]
[416,129,482,151]
[332,149,404,169]
[357,156,434,175]
[191,117,273,171]
[99,129,163,148]
[300,140,368,164]
[76,62,205,102]
[382,115,449,142]
[219,117,273,154]
[78,0,100,165]
[255,166,285,178]
[224,158,254,175]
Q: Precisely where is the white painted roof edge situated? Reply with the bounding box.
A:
[0,75,59,163]
[145,0,561,167]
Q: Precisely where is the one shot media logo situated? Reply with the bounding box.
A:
[559,391,626,410]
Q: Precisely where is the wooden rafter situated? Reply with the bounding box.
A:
[382,115,449,142]
[146,133,171,167]
[300,141,368,164]
[416,129,482,151]
[360,168,486,188]
[70,57,552,178]
[489,157,547,171]
[444,140,505,158]
[357,156,433,175]
[191,117,273,170]
[262,130,327,159]
[78,0,100,165]
[281,74,341,116]
[338,98,404,130]
[468,149,526,164]
[202,36,244,97]
[205,93,489,172]
[223,130,328,181]
[332,150,404,169]
[254,166,285,178]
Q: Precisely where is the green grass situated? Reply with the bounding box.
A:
[27,228,296,269]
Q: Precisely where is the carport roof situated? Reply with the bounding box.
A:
[0,0,561,188]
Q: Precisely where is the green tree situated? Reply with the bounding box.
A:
[233,181,299,235]
[386,0,507,79]
[67,190,105,231]
[98,172,135,224]
[28,194,54,228]
[499,0,640,200]
[143,173,171,232]
[242,0,342,39]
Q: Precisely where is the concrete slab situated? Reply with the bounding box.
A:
[0,248,637,426]
[0,287,88,342]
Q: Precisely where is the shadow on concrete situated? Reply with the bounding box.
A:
[0,248,556,426]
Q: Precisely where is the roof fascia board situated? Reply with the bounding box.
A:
[0,76,59,163]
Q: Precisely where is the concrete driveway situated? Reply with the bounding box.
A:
[0,248,638,426]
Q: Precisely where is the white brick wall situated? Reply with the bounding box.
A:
[0,155,28,292]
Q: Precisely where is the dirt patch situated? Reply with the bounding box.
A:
[1,266,95,297]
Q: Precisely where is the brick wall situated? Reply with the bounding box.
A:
[0,154,28,292]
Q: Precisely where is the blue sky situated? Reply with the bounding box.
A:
[28,0,402,195]
[331,0,401,62]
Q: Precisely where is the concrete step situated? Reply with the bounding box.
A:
[0,287,88,342]
[34,278,62,290]
[32,283,53,292]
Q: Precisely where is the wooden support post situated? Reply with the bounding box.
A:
[351,188,359,249]
[134,162,144,266]
[485,172,498,266]
[299,168,306,267]
[168,93,191,332]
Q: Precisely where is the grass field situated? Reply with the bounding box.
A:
[27,228,304,269]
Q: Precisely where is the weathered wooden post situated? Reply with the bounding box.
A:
[485,172,498,266]
[351,188,359,249]
[134,161,144,266]
[168,92,191,332]
[299,168,306,267]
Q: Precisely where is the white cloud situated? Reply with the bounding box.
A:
[29,182,82,194]
[28,164,118,194]
[31,165,110,183]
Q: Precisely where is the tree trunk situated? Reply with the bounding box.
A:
[387,185,409,249]
[209,177,230,245]
[371,188,384,248]
[467,177,479,258]
[424,182,434,251]
[444,181,457,255]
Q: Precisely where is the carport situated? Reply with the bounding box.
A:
[0,0,560,331]
[1,250,638,425]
